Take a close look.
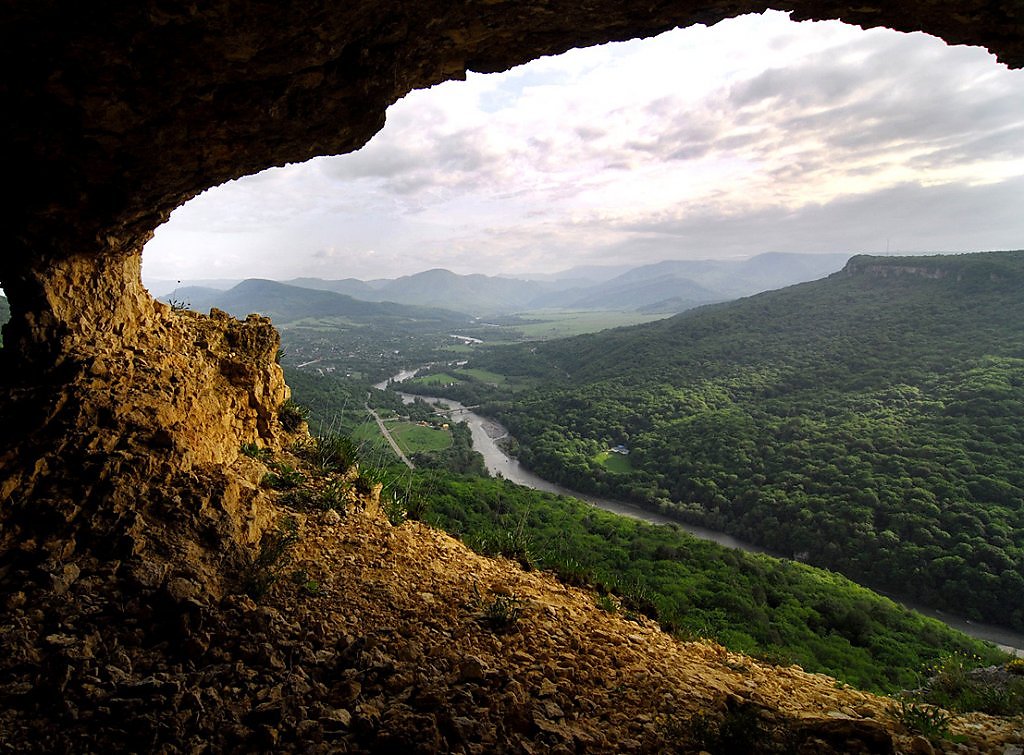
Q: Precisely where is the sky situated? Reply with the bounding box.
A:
[142,11,1024,285]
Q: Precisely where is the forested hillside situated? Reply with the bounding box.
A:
[0,295,8,345]
[284,372,1010,696]
[411,470,1006,693]
[452,252,1024,630]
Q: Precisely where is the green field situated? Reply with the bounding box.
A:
[511,310,670,339]
[453,367,508,385]
[391,422,452,454]
[407,372,461,387]
[280,316,359,330]
[594,450,633,473]
[350,421,391,452]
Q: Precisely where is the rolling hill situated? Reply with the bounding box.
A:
[455,251,1024,630]
[163,278,471,325]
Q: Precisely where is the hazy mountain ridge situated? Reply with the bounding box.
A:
[201,252,853,316]
[162,278,471,324]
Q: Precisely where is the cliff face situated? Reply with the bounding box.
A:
[0,253,289,598]
[843,251,1024,285]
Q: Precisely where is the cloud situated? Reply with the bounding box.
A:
[610,176,1024,259]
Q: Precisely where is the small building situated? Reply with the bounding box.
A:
[610,445,630,455]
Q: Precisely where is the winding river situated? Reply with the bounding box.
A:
[374,372,1024,655]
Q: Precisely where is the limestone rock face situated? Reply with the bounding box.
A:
[0,251,288,596]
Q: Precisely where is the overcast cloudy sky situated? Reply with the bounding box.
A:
[142,11,1024,284]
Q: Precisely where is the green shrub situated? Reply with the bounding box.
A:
[278,399,309,432]
[918,652,1024,716]
[262,462,304,490]
[243,518,300,600]
[240,441,272,460]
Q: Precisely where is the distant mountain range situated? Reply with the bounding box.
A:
[157,253,854,317]
[162,279,470,325]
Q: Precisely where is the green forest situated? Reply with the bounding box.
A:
[410,253,1024,630]
[0,294,8,346]
[286,369,1010,696]
[395,469,1006,693]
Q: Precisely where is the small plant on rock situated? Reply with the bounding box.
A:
[262,462,304,490]
[300,433,357,474]
[469,582,523,633]
[890,700,951,741]
[479,594,523,632]
[240,442,272,461]
[243,518,300,600]
[278,399,309,432]
[596,593,618,613]
[382,494,408,526]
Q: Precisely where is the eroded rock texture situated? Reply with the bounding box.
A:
[0,0,1021,596]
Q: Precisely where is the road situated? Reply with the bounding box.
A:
[365,404,414,469]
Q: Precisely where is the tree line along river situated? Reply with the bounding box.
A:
[374,371,1024,656]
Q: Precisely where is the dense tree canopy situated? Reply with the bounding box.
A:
[412,470,1006,693]
[426,253,1024,630]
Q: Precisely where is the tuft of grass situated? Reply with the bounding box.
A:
[382,494,407,526]
[890,700,951,741]
[278,399,309,432]
[240,442,272,461]
[243,518,300,600]
[262,462,304,490]
[464,528,535,570]
[468,582,524,633]
[299,433,357,474]
[596,593,618,613]
[283,478,349,513]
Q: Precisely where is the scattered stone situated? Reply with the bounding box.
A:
[907,735,935,755]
